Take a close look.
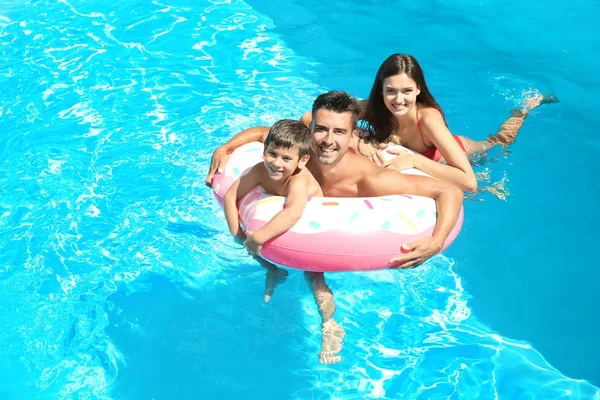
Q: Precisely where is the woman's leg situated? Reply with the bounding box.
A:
[461,93,559,155]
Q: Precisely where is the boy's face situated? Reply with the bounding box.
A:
[263,142,309,182]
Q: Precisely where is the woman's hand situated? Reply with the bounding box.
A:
[378,148,416,171]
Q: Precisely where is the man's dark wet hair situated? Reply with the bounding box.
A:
[311,90,361,130]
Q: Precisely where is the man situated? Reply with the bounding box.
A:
[206,91,464,363]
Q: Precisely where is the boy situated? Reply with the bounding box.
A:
[223,119,323,301]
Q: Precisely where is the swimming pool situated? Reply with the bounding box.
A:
[1,0,598,398]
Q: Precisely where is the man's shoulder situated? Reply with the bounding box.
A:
[362,165,403,182]
[357,166,408,193]
[345,152,378,173]
[343,153,387,183]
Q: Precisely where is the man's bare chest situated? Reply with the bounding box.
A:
[319,177,359,198]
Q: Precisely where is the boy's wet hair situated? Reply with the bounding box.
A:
[311,90,360,129]
[264,119,312,158]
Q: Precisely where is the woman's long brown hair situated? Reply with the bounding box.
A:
[363,54,446,143]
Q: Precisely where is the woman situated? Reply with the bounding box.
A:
[302,54,557,192]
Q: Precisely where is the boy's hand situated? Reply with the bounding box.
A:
[244,231,263,255]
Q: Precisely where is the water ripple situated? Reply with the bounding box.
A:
[0,0,598,398]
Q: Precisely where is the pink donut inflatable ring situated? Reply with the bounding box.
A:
[211,142,464,272]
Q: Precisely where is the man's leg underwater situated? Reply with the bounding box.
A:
[304,271,345,364]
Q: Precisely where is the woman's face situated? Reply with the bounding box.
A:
[382,73,421,117]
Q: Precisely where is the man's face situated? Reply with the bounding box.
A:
[311,109,354,166]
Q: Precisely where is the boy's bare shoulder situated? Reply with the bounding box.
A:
[245,162,267,180]
[288,168,322,196]
[287,168,311,185]
[246,162,272,190]
[302,167,324,197]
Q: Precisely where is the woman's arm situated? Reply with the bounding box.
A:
[300,111,312,127]
[416,110,478,192]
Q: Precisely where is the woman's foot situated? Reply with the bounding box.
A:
[486,92,559,148]
[523,92,560,111]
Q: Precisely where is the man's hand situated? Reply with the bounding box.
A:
[244,231,263,255]
[389,237,444,268]
[205,145,229,187]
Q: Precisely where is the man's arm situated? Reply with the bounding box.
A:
[358,169,464,268]
[300,111,312,127]
[205,126,270,186]
[223,164,263,236]
[245,173,310,254]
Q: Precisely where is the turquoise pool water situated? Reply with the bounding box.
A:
[1,0,599,398]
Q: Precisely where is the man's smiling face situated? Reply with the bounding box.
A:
[311,109,354,166]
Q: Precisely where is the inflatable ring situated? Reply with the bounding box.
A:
[211,142,463,272]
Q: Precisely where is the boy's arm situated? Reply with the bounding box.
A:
[223,164,262,236]
[358,169,464,268]
[205,126,270,186]
[245,173,310,253]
